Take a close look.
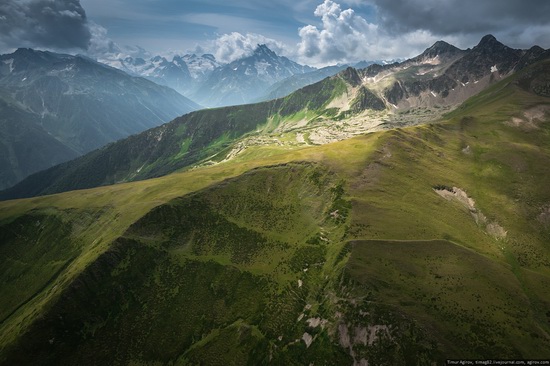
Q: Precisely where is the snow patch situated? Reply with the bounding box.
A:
[3,59,14,73]
[255,61,270,76]
[48,64,75,75]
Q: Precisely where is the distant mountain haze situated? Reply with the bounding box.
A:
[101,44,316,107]
[190,44,315,107]
[0,48,200,190]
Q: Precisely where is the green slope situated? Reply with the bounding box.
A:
[0,61,550,364]
[346,239,547,358]
[0,70,381,201]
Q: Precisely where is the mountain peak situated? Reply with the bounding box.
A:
[14,47,34,53]
[476,34,504,48]
[254,44,276,57]
[420,40,461,59]
[12,48,41,58]
[202,54,216,62]
[432,40,453,48]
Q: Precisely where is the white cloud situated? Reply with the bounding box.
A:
[293,0,451,67]
[86,22,121,57]
[295,0,378,66]
[58,9,84,19]
[87,28,290,66]
[204,32,287,64]
[85,1,444,68]
[86,22,154,65]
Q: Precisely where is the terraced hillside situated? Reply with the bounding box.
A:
[0,59,549,364]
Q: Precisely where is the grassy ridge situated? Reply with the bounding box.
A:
[1,163,356,365]
[1,61,550,363]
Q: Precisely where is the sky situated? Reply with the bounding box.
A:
[1,0,550,67]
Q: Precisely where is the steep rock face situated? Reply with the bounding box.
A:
[0,48,199,190]
[384,81,408,106]
[409,40,464,63]
[351,86,385,112]
[361,62,398,77]
[379,35,549,108]
[146,55,193,93]
[515,46,550,71]
[445,35,522,83]
[339,67,363,87]
[180,53,220,80]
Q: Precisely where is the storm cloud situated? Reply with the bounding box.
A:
[0,0,91,51]
[368,0,550,47]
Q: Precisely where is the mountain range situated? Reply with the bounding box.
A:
[101,52,221,96]
[99,45,394,108]
[3,35,547,200]
[1,35,550,365]
[102,45,322,107]
[189,44,314,107]
[0,48,199,190]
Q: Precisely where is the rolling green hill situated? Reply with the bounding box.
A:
[0,59,549,364]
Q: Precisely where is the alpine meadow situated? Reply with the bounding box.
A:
[1,0,550,365]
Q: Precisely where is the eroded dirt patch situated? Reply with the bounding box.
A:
[434,186,507,239]
[538,204,550,226]
[506,105,550,130]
